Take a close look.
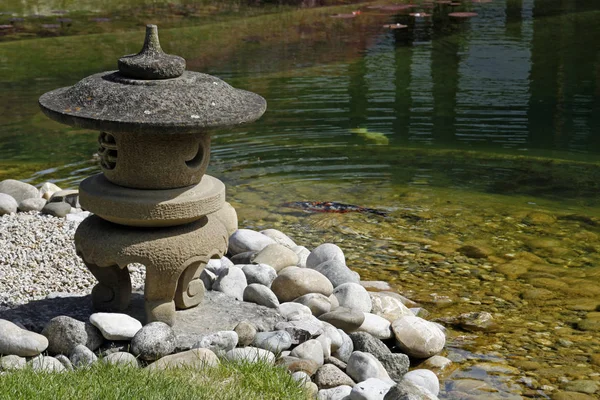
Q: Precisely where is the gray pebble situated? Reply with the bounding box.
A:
[18,197,46,212]
[41,202,71,218]
[131,322,176,361]
[0,193,18,216]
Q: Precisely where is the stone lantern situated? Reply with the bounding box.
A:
[39,25,266,325]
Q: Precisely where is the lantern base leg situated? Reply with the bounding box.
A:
[144,269,177,326]
[87,263,132,312]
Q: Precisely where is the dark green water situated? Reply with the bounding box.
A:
[2,0,600,398]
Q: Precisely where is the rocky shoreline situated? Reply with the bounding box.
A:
[2,177,600,399]
[0,178,452,399]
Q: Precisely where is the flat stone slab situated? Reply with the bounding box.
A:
[0,291,285,348]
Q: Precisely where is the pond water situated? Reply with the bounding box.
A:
[1,0,600,398]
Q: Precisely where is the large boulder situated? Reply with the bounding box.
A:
[241,263,277,287]
[42,316,104,355]
[306,243,346,268]
[346,351,393,384]
[0,319,48,357]
[228,229,276,255]
[333,283,372,313]
[391,316,445,359]
[319,307,365,333]
[243,284,280,308]
[311,260,360,288]
[251,243,299,272]
[369,292,414,322]
[212,266,247,301]
[0,179,39,203]
[271,267,334,303]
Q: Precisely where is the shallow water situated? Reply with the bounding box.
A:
[1,0,600,398]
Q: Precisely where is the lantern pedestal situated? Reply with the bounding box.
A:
[75,208,237,326]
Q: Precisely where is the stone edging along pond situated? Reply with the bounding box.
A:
[0,178,448,399]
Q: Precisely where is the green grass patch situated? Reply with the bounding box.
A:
[0,358,309,400]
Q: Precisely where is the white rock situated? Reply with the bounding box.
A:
[0,355,26,371]
[205,258,226,275]
[275,317,325,340]
[391,316,445,358]
[317,385,353,400]
[243,284,280,308]
[290,339,324,366]
[194,331,238,355]
[279,302,313,321]
[346,351,393,384]
[332,329,353,363]
[220,257,234,269]
[321,322,343,353]
[0,193,18,215]
[360,281,392,291]
[333,283,372,313]
[293,246,311,268]
[316,334,332,359]
[259,228,297,249]
[253,330,292,353]
[89,313,142,341]
[0,319,48,356]
[356,313,393,340]
[292,370,311,384]
[350,378,394,400]
[103,352,139,367]
[403,369,440,396]
[307,243,346,268]
[65,211,91,223]
[147,348,219,370]
[370,292,413,322]
[228,229,276,255]
[293,293,332,317]
[422,355,453,372]
[213,266,247,301]
[329,294,340,310]
[29,355,66,372]
[0,180,39,203]
[39,182,62,200]
[242,263,277,287]
[225,347,275,364]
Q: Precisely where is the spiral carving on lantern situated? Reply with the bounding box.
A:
[98,132,117,170]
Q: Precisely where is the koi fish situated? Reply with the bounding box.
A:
[282,201,387,217]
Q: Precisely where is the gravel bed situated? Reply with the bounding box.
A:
[0,212,146,308]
